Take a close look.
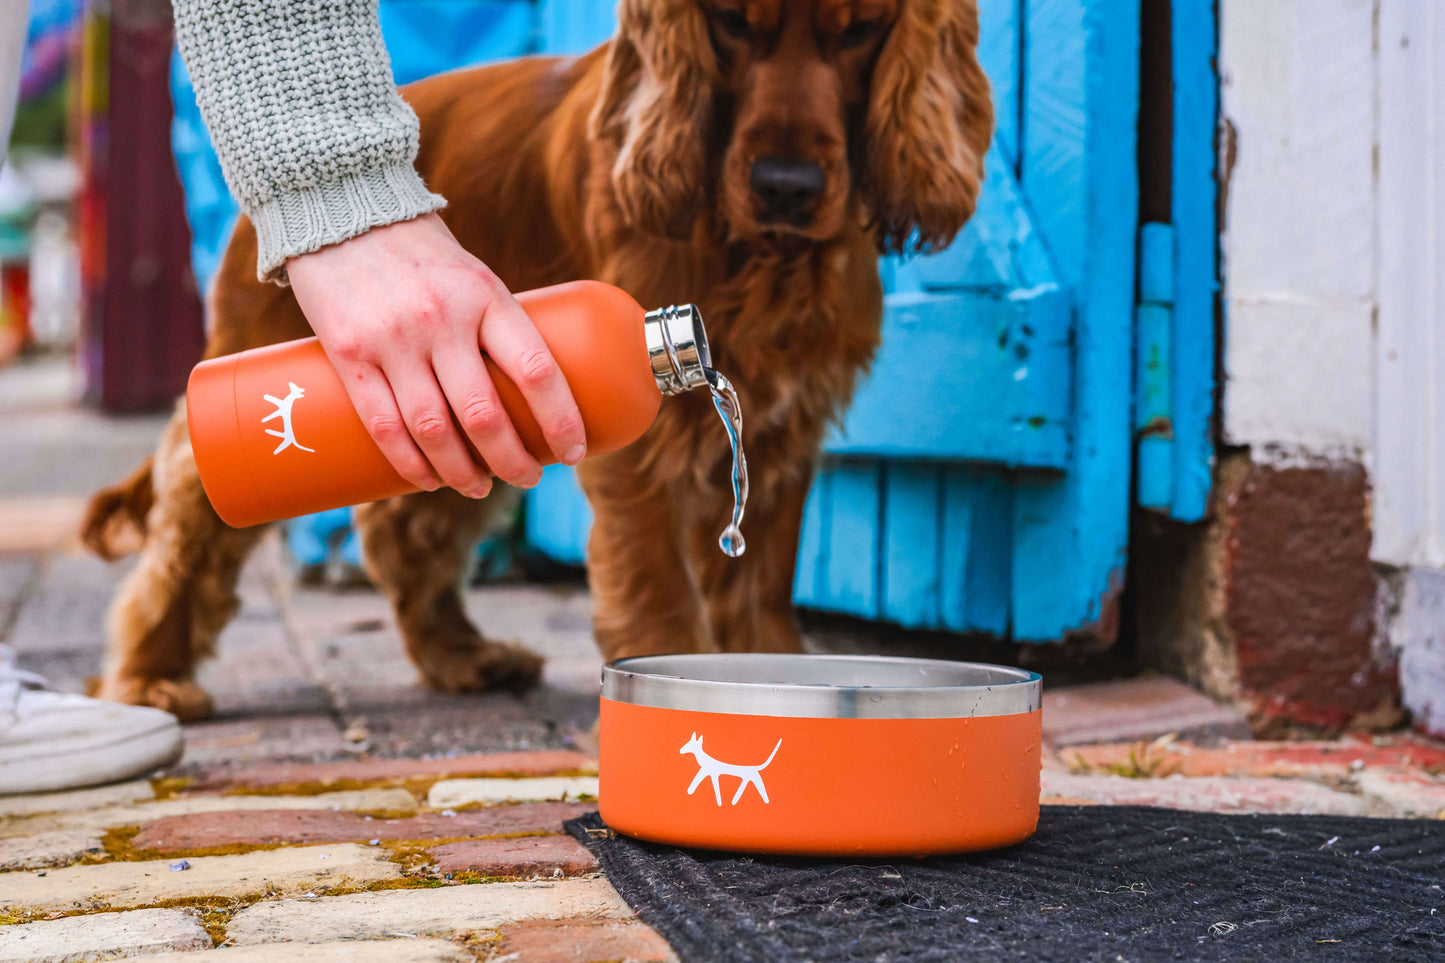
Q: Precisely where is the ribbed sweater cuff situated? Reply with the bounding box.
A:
[252,163,447,283]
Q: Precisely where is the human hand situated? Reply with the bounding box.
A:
[287,213,586,497]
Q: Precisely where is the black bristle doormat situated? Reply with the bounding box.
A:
[566,806,1445,962]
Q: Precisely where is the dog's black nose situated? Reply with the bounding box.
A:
[750,157,826,221]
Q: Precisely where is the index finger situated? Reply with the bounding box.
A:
[478,293,588,466]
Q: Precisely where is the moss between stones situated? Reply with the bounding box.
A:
[1068,737,1183,779]
[379,836,555,885]
[131,896,243,945]
[99,827,563,867]
[452,929,504,955]
[431,796,593,815]
[219,777,434,800]
[0,896,243,943]
[0,843,523,938]
[211,768,596,801]
[98,825,144,861]
[150,776,195,801]
[99,825,295,864]
[352,808,427,821]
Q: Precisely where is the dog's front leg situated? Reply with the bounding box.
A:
[355,488,543,694]
[577,454,708,662]
[96,407,264,721]
[685,466,811,654]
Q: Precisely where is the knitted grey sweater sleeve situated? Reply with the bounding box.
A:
[172,0,446,282]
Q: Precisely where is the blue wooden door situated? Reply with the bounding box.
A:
[527,0,1143,641]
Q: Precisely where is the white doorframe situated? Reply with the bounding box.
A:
[1376,0,1445,569]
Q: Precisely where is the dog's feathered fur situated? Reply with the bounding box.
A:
[84,0,991,718]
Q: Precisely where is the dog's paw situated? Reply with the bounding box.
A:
[96,676,215,722]
[417,640,545,695]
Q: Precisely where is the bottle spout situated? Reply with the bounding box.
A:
[645,304,712,396]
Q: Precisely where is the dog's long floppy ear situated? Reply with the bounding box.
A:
[862,0,994,255]
[589,0,716,237]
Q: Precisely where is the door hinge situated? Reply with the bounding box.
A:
[1136,221,1175,513]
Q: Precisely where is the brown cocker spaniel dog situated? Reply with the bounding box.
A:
[82,0,992,720]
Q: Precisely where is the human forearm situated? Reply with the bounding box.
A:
[172,0,445,281]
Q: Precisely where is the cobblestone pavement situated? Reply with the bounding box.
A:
[1,356,1443,961]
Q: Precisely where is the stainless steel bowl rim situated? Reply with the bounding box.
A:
[601,653,1041,719]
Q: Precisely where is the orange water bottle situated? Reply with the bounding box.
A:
[187,280,713,529]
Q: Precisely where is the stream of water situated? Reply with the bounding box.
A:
[704,368,748,558]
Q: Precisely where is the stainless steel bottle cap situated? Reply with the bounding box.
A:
[645,304,712,396]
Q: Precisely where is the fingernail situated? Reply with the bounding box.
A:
[563,444,586,466]
[423,478,441,492]
[469,482,493,499]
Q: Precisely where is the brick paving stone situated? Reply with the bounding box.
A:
[5,553,130,658]
[140,940,469,962]
[497,919,677,963]
[0,557,36,629]
[0,908,212,962]
[283,584,395,653]
[1039,742,1069,773]
[284,582,600,719]
[182,750,594,795]
[289,582,596,685]
[1364,732,1445,770]
[1042,678,1251,747]
[427,836,598,878]
[356,702,598,760]
[295,623,431,713]
[0,363,169,500]
[194,616,332,719]
[427,777,599,809]
[1068,736,1445,779]
[0,830,104,871]
[0,843,399,914]
[233,536,286,621]
[225,878,632,944]
[177,714,349,771]
[1040,770,1368,815]
[465,584,602,699]
[1356,769,1445,818]
[277,583,602,758]
[0,497,87,555]
[1,788,417,840]
[0,354,74,414]
[1039,796,1100,806]
[129,801,593,854]
[0,779,153,818]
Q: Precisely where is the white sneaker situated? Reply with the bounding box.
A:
[0,646,184,795]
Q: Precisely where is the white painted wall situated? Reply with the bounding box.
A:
[1219,0,1376,459]
[1220,0,1445,733]
[1220,0,1445,568]
[1376,0,1445,570]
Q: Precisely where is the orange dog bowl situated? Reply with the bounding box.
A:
[599,654,1042,857]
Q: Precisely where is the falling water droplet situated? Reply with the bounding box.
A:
[706,369,749,558]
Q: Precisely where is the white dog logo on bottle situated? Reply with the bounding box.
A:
[679,732,781,806]
[262,383,315,455]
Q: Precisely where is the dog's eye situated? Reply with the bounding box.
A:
[839,19,879,48]
[714,9,752,40]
